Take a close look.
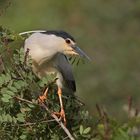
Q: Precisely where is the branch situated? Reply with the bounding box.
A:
[14,96,33,104]
[14,96,75,140]
[19,119,55,126]
[40,103,75,140]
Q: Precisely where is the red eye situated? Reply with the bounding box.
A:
[65,39,71,44]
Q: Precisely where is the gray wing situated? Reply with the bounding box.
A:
[55,53,76,93]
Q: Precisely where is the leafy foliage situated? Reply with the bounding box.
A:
[0,27,140,140]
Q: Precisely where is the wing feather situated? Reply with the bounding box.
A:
[54,53,76,93]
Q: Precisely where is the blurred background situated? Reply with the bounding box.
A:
[1,0,140,119]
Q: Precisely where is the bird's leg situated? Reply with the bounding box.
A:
[54,87,66,125]
[38,87,48,103]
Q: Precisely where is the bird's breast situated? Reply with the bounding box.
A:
[32,61,63,88]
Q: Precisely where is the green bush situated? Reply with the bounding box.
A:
[0,27,140,140]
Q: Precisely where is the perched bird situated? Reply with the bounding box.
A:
[20,30,90,125]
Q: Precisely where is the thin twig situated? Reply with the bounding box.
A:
[14,96,75,140]
[19,119,55,126]
[63,136,69,140]
[14,96,33,104]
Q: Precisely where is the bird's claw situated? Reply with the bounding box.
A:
[38,95,47,104]
[38,87,48,104]
[53,108,66,126]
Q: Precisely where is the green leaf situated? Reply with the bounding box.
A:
[27,104,35,108]
[1,94,12,102]
[13,80,27,89]
[118,128,129,139]
[1,97,9,102]
[83,127,91,134]
[8,86,18,93]
[0,74,5,84]
[6,90,15,96]
[6,114,13,122]
[80,125,84,135]
[3,115,8,122]
[12,117,17,123]
[4,73,11,82]
[0,87,7,94]
[16,113,25,122]
[0,77,4,86]
[19,135,27,140]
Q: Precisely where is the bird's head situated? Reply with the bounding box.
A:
[42,30,91,60]
[24,30,90,64]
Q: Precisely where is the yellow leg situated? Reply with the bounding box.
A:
[57,87,66,126]
[38,87,48,103]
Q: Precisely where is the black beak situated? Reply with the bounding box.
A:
[73,46,91,61]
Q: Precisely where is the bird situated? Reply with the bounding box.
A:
[20,30,90,125]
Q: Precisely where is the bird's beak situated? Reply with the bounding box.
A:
[72,45,91,61]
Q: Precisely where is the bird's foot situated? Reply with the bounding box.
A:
[53,108,66,126]
[38,95,47,103]
[38,87,48,104]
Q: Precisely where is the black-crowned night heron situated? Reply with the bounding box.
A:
[20,30,90,125]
